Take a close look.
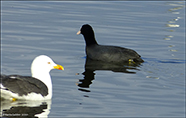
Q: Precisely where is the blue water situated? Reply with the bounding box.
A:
[1,1,185,117]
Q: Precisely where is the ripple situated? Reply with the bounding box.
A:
[158,59,185,63]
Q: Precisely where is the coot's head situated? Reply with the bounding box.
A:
[77,24,98,46]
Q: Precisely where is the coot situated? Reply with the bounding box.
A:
[77,24,144,63]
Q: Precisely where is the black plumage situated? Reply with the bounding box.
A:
[0,75,48,96]
[78,24,144,63]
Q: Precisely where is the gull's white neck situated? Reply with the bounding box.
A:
[32,72,52,99]
[30,55,57,99]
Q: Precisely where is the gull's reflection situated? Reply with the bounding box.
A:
[77,58,143,92]
[0,99,51,118]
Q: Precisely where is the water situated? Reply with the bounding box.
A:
[1,1,185,117]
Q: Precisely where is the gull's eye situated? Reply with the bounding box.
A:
[48,62,51,64]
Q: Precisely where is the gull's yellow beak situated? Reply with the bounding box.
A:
[54,64,64,70]
[77,30,81,35]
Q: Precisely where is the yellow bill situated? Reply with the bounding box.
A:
[54,64,64,70]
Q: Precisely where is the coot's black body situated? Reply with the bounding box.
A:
[77,24,144,63]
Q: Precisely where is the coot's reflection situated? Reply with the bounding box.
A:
[77,58,143,92]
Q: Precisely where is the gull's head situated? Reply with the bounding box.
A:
[31,55,64,77]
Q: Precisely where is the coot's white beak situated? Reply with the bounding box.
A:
[77,30,81,35]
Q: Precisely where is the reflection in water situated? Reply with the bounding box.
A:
[164,2,184,38]
[77,58,143,92]
[0,100,51,118]
[164,1,185,57]
[145,2,185,80]
[167,2,184,13]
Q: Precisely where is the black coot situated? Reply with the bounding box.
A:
[77,24,144,63]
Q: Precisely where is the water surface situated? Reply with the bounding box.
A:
[1,1,185,117]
